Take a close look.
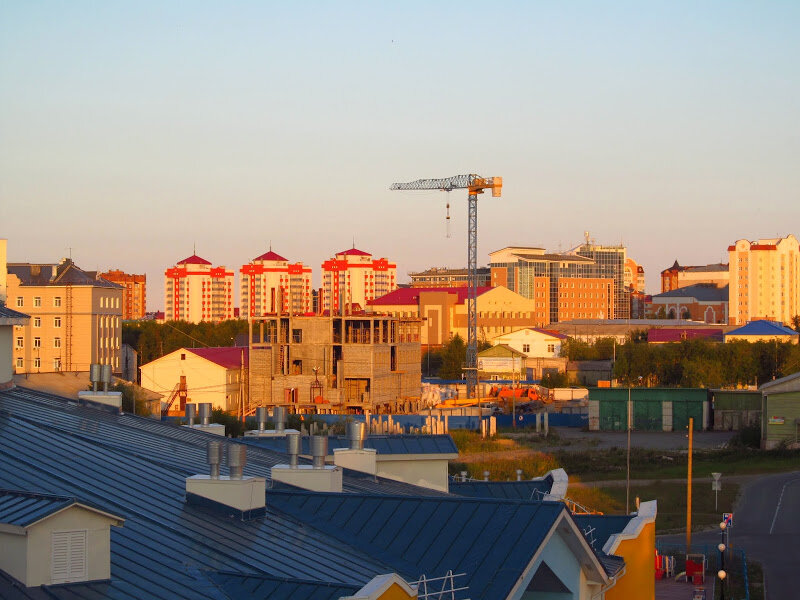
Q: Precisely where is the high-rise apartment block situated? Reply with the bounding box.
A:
[489,246,615,324]
[164,254,234,323]
[624,258,646,294]
[321,248,397,314]
[100,269,146,320]
[240,249,312,318]
[728,234,800,325]
[7,259,123,373]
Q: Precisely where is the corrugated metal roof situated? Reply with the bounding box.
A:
[0,489,80,527]
[267,490,584,600]
[208,572,360,600]
[573,514,634,552]
[0,303,29,323]
[186,347,249,369]
[647,328,724,343]
[652,284,728,302]
[242,434,457,456]
[448,477,553,501]
[727,320,799,337]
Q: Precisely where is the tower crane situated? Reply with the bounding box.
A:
[390,174,502,399]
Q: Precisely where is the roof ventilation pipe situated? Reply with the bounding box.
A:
[273,406,286,434]
[256,407,268,432]
[185,404,196,427]
[311,436,328,469]
[228,445,246,480]
[347,421,366,450]
[516,469,523,482]
[207,441,222,479]
[101,364,112,392]
[484,471,490,482]
[198,403,212,426]
[89,364,101,392]
[286,432,300,469]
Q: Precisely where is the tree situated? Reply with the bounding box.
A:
[792,315,800,333]
[438,335,467,380]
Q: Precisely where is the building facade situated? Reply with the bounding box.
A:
[408,266,491,288]
[7,259,123,374]
[624,258,645,293]
[164,254,234,323]
[100,269,146,320]
[321,248,397,314]
[728,235,800,326]
[572,238,629,320]
[489,247,615,324]
[240,250,312,318]
[661,261,729,293]
[648,284,729,323]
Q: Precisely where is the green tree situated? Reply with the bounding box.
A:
[439,335,466,380]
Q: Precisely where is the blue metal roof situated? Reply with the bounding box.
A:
[242,433,458,456]
[573,514,634,552]
[0,489,76,527]
[448,476,554,501]
[207,572,360,600]
[267,490,575,600]
[727,320,799,337]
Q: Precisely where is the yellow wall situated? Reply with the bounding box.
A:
[605,521,655,600]
[377,582,416,600]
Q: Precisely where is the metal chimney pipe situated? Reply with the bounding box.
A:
[310,435,328,469]
[273,406,286,433]
[256,406,268,432]
[228,445,246,480]
[483,470,490,482]
[286,432,300,469]
[348,421,366,450]
[207,441,222,479]
[461,471,468,482]
[90,364,100,392]
[185,404,196,427]
[516,469,523,482]
[198,403,212,426]
[101,364,112,392]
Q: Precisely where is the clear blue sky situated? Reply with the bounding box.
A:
[2,1,799,308]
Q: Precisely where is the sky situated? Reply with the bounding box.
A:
[2,1,799,309]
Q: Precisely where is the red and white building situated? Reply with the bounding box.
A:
[322,248,397,314]
[164,255,234,323]
[240,250,312,318]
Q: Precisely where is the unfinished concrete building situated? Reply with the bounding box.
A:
[247,314,422,414]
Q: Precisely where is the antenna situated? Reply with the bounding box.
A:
[445,191,451,238]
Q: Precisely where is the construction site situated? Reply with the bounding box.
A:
[246,313,423,414]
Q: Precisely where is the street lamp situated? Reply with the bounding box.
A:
[626,375,643,514]
[718,521,727,600]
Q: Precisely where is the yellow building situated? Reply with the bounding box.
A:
[7,259,123,374]
[728,234,800,325]
[369,285,540,346]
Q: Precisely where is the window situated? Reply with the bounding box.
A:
[16,357,23,368]
[292,329,303,343]
[547,344,555,353]
[33,317,41,328]
[53,358,62,371]
[54,337,61,349]
[15,337,23,349]
[34,337,41,348]
[522,344,530,353]
[54,297,62,307]
[180,353,186,360]
[34,296,42,307]
[51,530,87,584]
[16,297,23,308]
[54,317,62,328]
[34,357,41,369]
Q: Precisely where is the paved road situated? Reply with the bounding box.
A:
[660,470,800,600]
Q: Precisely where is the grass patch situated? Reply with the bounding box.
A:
[449,430,513,454]
[450,453,560,481]
[597,481,740,533]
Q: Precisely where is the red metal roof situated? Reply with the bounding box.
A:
[338,248,371,257]
[187,347,249,369]
[369,286,493,306]
[253,250,288,262]
[647,328,723,343]
[177,254,212,266]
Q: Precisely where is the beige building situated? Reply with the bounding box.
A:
[164,254,234,323]
[728,234,800,325]
[7,259,123,374]
[321,247,397,314]
[369,285,542,346]
[140,346,247,412]
[624,258,646,293]
[240,249,312,318]
[248,314,421,413]
[100,269,146,320]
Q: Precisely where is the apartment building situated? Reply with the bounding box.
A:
[728,234,800,325]
[408,266,491,288]
[624,258,646,293]
[489,246,614,324]
[6,258,123,373]
[661,260,729,293]
[100,269,146,320]
[321,247,397,314]
[240,249,312,318]
[164,254,234,323]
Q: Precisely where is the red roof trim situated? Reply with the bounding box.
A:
[253,250,288,262]
[337,248,371,256]
[178,254,212,265]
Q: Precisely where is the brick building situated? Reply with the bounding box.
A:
[321,248,397,315]
[100,269,146,320]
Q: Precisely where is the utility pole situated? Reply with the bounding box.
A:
[687,417,694,553]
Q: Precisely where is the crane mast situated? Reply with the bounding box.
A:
[390,174,502,399]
